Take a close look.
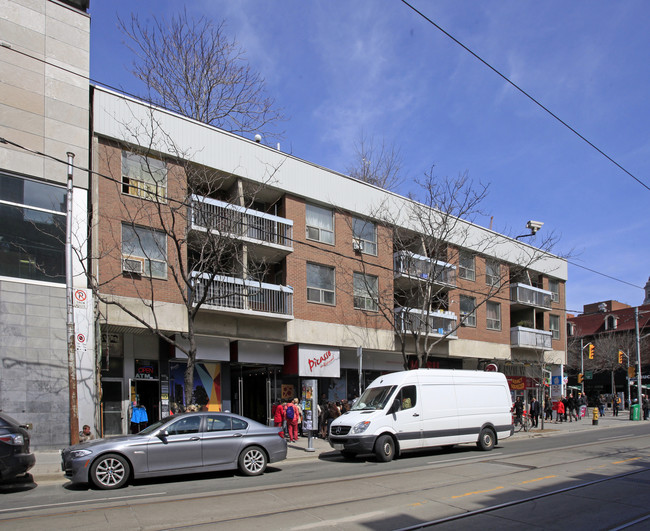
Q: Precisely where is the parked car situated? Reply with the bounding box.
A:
[61,412,287,489]
[0,412,36,482]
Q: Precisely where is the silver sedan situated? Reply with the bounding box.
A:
[61,412,287,489]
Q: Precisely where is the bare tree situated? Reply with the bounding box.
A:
[119,9,284,142]
[350,167,561,370]
[346,133,403,191]
[81,107,286,409]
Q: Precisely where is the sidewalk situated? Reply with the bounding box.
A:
[25,410,644,485]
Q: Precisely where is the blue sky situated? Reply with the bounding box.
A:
[89,0,650,315]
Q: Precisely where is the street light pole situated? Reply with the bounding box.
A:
[66,152,79,444]
[580,338,584,393]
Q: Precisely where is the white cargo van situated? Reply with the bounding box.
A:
[328,369,513,461]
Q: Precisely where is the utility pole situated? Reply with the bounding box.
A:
[635,307,642,415]
[66,152,79,444]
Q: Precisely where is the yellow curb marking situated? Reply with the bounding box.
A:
[408,502,423,507]
[612,457,642,464]
[452,486,504,499]
[518,475,557,484]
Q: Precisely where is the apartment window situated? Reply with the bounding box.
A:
[122,151,167,201]
[122,224,168,279]
[549,278,559,302]
[460,295,476,327]
[486,301,501,330]
[305,204,334,244]
[306,263,335,305]
[353,272,378,311]
[458,251,475,281]
[485,260,500,287]
[0,172,66,283]
[550,314,560,340]
[605,315,618,331]
[352,217,377,255]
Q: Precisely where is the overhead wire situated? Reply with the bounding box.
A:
[399,0,650,193]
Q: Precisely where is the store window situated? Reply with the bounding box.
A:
[305,203,334,244]
[122,151,167,201]
[169,361,222,412]
[0,172,66,283]
[307,262,335,305]
[122,223,168,279]
[352,217,377,255]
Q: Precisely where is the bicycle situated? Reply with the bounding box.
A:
[513,411,531,432]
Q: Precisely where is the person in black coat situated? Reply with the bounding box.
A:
[529,397,541,428]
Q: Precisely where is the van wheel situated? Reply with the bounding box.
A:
[477,428,495,451]
[375,435,395,462]
[340,451,357,460]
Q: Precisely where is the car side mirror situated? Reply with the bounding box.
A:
[389,398,401,414]
[157,429,169,440]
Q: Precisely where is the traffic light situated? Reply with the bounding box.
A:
[618,350,624,364]
[629,366,636,378]
[578,373,584,384]
[588,344,595,359]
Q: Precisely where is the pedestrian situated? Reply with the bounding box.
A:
[79,424,95,442]
[561,395,569,422]
[612,395,619,417]
[643,395,649,420]
[513,397,524,428]
[529,397,540,428]
[273,399,286,437]
[544,395,553,421]
[599,395,606,417]
[286,398,300,442]
[326,401,340,436]
[556,396,565,422]
[293,398,304,436]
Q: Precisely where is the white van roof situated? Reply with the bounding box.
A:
[367,369,507,388]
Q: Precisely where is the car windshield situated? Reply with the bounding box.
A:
[137,417,172,436]
[351,385,396,411]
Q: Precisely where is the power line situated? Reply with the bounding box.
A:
[2,134,627,315]
[399,0,650,193]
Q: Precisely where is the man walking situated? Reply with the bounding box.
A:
[529,397,540,428]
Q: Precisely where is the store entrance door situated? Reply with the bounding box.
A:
[231,366,278,425]
[135,379,160,426]
[101,380,122,436]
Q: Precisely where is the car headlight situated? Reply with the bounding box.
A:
[69,449,93,459]
[351,421,371,434]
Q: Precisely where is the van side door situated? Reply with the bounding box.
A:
[420,381,460,447]
[390,384,423,450]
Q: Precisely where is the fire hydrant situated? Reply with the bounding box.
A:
[592,407,599,425]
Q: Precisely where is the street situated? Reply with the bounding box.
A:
[2,421,650,530]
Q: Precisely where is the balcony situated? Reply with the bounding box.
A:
[394,307,458,338]
[190,195,293,262]
[192,272,293,320]
[393,251,456,291]
[510,283,552,310]
[510,326,552,350]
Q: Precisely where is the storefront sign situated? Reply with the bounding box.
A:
[299,346,340,378]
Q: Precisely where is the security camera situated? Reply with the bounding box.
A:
[526,220,544,234]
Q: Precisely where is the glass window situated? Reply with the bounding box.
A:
[122,151,167,201]
[486,301,501,330]
[0,172,66,283]
[166,415,201,435]
[206,415,232,432]
[458,251,475,281]
[307,263,335,305]
[549,279,559,302]
[353,272,378,311]
[232,418,248,431]
[352,217,377,255]
[122,224,168,279]
[485,260,500,287]
[398,385,417,410]
[550,314,560,340]
[460,295,476,327]
[305,204,334,244]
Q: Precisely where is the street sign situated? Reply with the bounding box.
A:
[585,371,593,380]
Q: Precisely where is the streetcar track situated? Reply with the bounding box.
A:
[1,432,650,527]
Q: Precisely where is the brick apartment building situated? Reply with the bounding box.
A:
[90,86,568,435]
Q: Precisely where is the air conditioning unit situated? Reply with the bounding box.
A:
[122,257,145,274]
[352,239,364,252]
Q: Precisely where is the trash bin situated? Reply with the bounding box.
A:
[630,404,641,421]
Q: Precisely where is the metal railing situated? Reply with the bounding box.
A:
[393,251,456,287]
[190,195,293,249]
[510,326,552,349]
[191,272,293,318]
[510,282,552,309]
[394,307,457,337]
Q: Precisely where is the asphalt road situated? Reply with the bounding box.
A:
[2,423,650,530]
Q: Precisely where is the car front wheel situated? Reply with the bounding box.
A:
[238,446,268,476]
[90,453,130,489]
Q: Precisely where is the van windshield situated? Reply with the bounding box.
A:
[351,386,396,411]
